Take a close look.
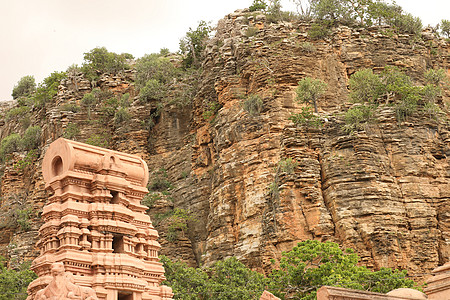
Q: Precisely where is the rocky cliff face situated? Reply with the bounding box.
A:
[1,8,449,279]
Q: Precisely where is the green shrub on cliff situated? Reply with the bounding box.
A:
[0,257,36,300]
[289,106,322,127]
[20,126,41,151]
[0,133,21,162]
[179,21,211,69]
[243,94,264,116]
[135,53,178,103]
[349,69,384,103]
[11,76,36,100]
[33,71,66,107]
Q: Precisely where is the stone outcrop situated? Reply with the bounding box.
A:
[1,8,450,283]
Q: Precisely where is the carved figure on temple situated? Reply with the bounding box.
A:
[33,262,98,300]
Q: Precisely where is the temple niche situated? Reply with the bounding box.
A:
[27,138,173,300]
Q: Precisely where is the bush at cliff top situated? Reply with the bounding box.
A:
[11,75,36,100]
[268,240,418,300]
[440,19,450,38]
[81,47,131,81]
[0,257,36,300]
[135,54,177,88]
[249,0,267,11]
[33,71,66,107]
[179,21,211,69]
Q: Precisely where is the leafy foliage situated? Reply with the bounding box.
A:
[85,133,109,148]
[0,257,37,300]
[11,76,36,100]
[349,69,384,103]
[440,19,450,38]
[343,105,374,133]
[140,79,166,102]
[161,241,418,300]
[202,101,222,122]
[278,158,298,174]
[161,256,267,299]
[250,0,267,11]
[5,106,31,121]
[81,92,97,119]
[81,47,130,81]
[135,53,178,103]
[20,126,41,151]
[114,107,131,125]
[268,240,418,300]
[63,123,80,140]
[243,94,264,116]
[179,21,211,69]
[33,71,66,107]
[135,54,177,88]
[295,77,327,113]
[166,208,194,242]
[348,66,446,121]
[0,134,21,162]
[289,106,322,127]
[149,168,173,191]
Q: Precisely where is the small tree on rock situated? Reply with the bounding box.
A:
[440,19,450,38]
[295,77,327,113]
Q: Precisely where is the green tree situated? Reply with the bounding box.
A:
[310,0,351,23]
[140,79,166,102]
[0,257,36,300]
[0,133,21,162]
[179,21,211,69]
[135,53,178,103]
[114,107,131,125]
[268,240,417,300]
[82,47,130,81]
[161,256,209,300]
[135,54,177,88]
[21,126,41,151]
[81,92,96,119]
[440,19,450,38]
[250,0,267,11]
[295,77,327,113]
[349,69,384,103]
[289,106,322,127]
[33,71,66,106]
[12,76,36,100]
[343,105,374,133]
[161,256,267,299]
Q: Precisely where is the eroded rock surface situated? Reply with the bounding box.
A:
[1,9,449,280]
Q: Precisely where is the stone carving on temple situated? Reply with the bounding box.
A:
[27,138,173,300]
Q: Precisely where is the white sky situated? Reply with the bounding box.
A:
[0,0,448,102]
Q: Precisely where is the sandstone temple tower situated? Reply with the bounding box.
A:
[27,138,173,300]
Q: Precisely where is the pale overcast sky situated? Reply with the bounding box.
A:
[0,0,448,102]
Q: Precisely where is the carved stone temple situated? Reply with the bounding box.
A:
[27,138,173,300]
